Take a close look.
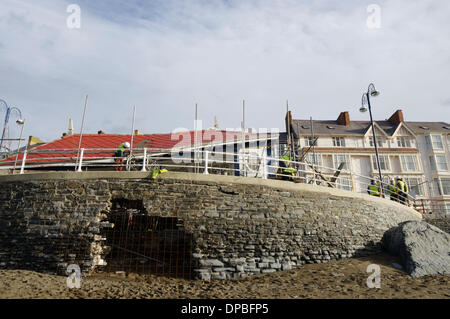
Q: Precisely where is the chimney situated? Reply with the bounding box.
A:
[134,129,143,136]
[337,111,350,126]
[388,109,404,124]
[68,118,74,136]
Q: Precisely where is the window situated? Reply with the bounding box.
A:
[336,177,352,191]
[426,135,443,150]
[430,155,448,171]
[304,137,317,147]
[403,177,424,197]
[305,154,322,167]
[332,137,345,147]
[432,135,443,149]
[433,178,441,196]
[436,155,448,170]
[400,155,419,172]
[333,154,350,170]
[442,179,450,195]
[368,136,384,147]
[434,178,450,196]
[425,135,432,149]
[429,156,436,170]
[372,155,390,171]
[397,137,411,148]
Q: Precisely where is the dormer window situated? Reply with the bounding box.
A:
[304,137,317,147]
[397,137,411,148]
[368,136,384,147]
[420,126,429,130]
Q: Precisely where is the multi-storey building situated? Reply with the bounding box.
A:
[286,109,449,216]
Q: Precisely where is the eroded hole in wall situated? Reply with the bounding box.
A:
[99,198,195,279]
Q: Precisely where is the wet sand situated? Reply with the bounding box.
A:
[0,253,448,299]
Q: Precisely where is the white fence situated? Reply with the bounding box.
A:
[0,147,418,206]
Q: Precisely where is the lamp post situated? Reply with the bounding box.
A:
[13,119,25,174]
[359,83,383,195]
[0,99,22,156]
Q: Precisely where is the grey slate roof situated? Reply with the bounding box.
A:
[292,119,450,137]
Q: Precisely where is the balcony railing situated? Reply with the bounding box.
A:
[0,147,432,213]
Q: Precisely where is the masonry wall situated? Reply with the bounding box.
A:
[0,172,422,279]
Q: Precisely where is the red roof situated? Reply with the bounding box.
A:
[0,130,264,166]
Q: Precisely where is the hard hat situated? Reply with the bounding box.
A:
[123,142,131,148]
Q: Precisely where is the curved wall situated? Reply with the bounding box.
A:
[0,172,421,279]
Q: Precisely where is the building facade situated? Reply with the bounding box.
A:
[287,109,449,216]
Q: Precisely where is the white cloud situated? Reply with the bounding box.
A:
[0,0,449,142]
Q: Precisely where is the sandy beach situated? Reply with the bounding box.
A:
[0,252,448,299]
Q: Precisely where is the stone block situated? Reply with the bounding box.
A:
[199,259,224,267]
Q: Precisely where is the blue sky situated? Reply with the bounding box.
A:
[0,0,449,143]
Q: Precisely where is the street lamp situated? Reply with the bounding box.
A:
[359,83,383,195]
[0,99,22,156]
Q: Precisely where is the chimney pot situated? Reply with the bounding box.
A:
[68,118,74,136]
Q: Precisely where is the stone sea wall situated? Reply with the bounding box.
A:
[0,172,422,279]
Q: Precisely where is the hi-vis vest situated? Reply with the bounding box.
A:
[396,180,409,193]
[368,184,380,196]
[281,153,295,175]
[388,184,398,195]
[114,143,127,156]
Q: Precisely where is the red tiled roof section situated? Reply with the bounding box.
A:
[0,130,261,165]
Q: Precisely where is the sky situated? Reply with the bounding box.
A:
[0,0,449,143]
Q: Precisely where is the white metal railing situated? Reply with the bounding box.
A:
[0,147,419,206]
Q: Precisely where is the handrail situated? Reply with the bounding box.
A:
[0,147,425,206]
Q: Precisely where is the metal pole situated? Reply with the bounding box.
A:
[77,148,84,172]
[242,99,245,176]
[141,148,147,172]
[194,103,198,172]
[75,95,88,170]
[310,116,316,182]
[130,105,136,158]
[367,93,383,195]
[262,148,267,179]
[204,150,209,174]
[0,108,10,154]
[286,100,290,156]
[20,150,27,174]
[13,119,25,174]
